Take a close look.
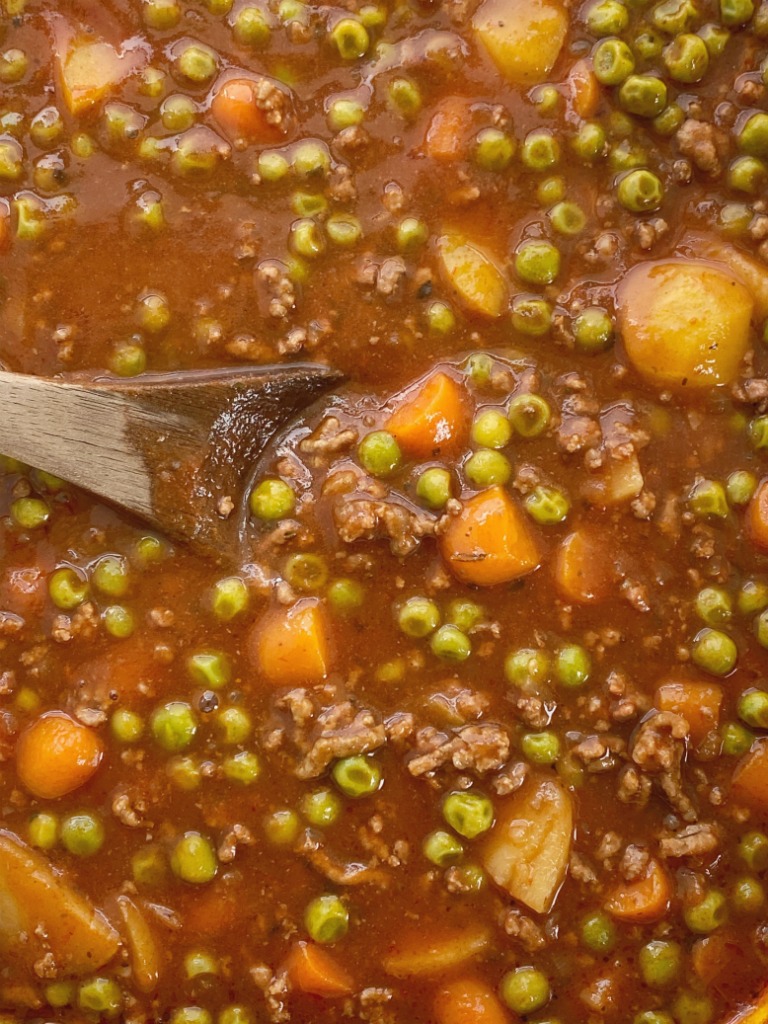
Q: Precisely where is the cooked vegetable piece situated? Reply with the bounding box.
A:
[581,452,644,506]
[424,97,472,161]
[117,896,161,994]
[57,38,137,115]
[383,924,491,977]
[0,830,119,976]
[618,260,753,389]
[440,486,541,587]
[436,234,509,317]
[473,0,568,85]
[481,775,573,914]
[655,679,723,744]
[283,941,354,996]
[747,479,768,552]
[605,857,672,922]
[699,242,768,320]
[434,977,511,1024]
[16,711,103,799]
[210,77,285,143]
[250,599,330,686]
[386,372,468,458]
[732,739,768,810]
[553,529,612,603]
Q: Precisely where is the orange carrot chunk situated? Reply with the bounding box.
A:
[16,712,104,800]
[210,77,284,144]
[424,98,472,162]
[553,529,611,604]
[386,372,468,459]
[605,857,671,923]
[440,486,541,587]
[251,598,330,686]
[732,738,768,811]
[655,679,723,746]
[284,941,354,997]
[746,479,768,553]
[434,977,511,1024]
[567,59,600,118]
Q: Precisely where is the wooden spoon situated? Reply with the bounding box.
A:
[0,365,342,562]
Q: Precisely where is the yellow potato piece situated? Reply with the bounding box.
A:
[481,775,573,914]
[436,234,508,317]
[383,924,491,978]
[117,896,161,994]
[473,0,568,85]
[582,451,644,507]
[618,260,753,390]
[698,241,768,321]
[58,39,127,115]
[0,830,119,977]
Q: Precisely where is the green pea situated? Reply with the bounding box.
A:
[30,106,65,148]
[571,121,607,161]
[216,706,252,745]
[327,97,364,130]
[739,830,768,871]
[151,701,198,752]
[332,755,381,797]
[170,1008,212,1024]
[587,0,630,33]
[223,750,261,784]
[556,644,591,687]
[211,577,249,621]
[610,139,649,172]
[465,352,494,386]
[472,409,513,449]
[695,586,732,625]
[167,756,201,791]
[533,84,560,113]
[327,578,364,614]
[330,17,369,59]
[416,467,452,509]
[0,47,28,83]
[653,103,685,135]
[45,980,76,1007]
[511,296,552,336]
[509,394,551,437]
[738,112,768,158]
[250,478,296,521]
[537,176,566,205]
[750,415,768,449]
[689,479,728,518]
[301,788,342,826]
[617,168,664,212]
[619,74,667,117]
[446,599,484,632]
[739,579,768,615]
[219,1006,252,1024]
[103,604,134,638]
[397,596,440,638]
[388,77,422,119]
[465,449,511,488]
[110,341,147,377]
[474,128,515,171]
[684,889,728,933]
[327,214,362,247]
[515,241,560,285]
[732,876,765,914]
[10,496,50,529]
[305,893,348,943]
[652,0,698,33]
[430,624,472,661]
[284,553,328,592]
[92,555,130,598]
[574,307,614,351]
[721,721,754,756]
[757,608,768,648]
[663,32,709,81]
[449,863,486,891]
[171,831,218,884]
[638,940,682,986]
[359,431,402,477]
[234,7,270,46]
[549,201,587,236]
[176,44,217,83]
[187,650,231,690]
[719,201,752,234]
[699,22,730,54]
[184,950,219,979]
[727,470,757,505]
[524,485,570,525]
[258,151,290,181]
[500,967,551,1015]
[671,992,713,1024]
[442,791,493,839]
[581,911,616,953]
[521,130,561,171]
[111,708,144,743]
[593,37,636,84]
[77,977,122,1018]
[505,648,550,688]
[521,730,561,765]
[290,218,325,259]
[691,628,737,676]
[29,811,59,850]
[423,829,464,866]
[49,567,88,610]
[729,156,768,194]
[61,812,105,856]
[132,845,167,887]
[738,689,768,728]
[720,0,753,24]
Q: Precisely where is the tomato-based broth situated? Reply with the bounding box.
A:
[2,0,768,1023]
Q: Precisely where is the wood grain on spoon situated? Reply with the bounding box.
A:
[0,365,342,561]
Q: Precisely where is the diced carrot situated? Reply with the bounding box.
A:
[434,977,510,1024]
[440,486,541,587]
[0,198,10,252]
[57,38,134,116]
[16,711,103,800]
[424,97,472,162]
[183,883,241,935]
[284,941,354,997]
[386,372,468,459]
[604,856,671,923]
[250,598,330,687]
[553,529,612,604]
[567,59,600,118]
[117,896,161,994]
[383,924,491,978]
[210,77,285,144]
[746,478,768,553]
[732,738,768,810]
[655,679,723,745]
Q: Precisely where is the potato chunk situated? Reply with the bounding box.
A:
[699,242,768,321]
[436,234,508,317]
[383,924,491,978]
[481,775,573,914]
[117,896,161,994]
[0,830,119,977]
[473,0,568,85]
[618,260,753,390]
[581,452,644,507]
[58,38,140,115]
